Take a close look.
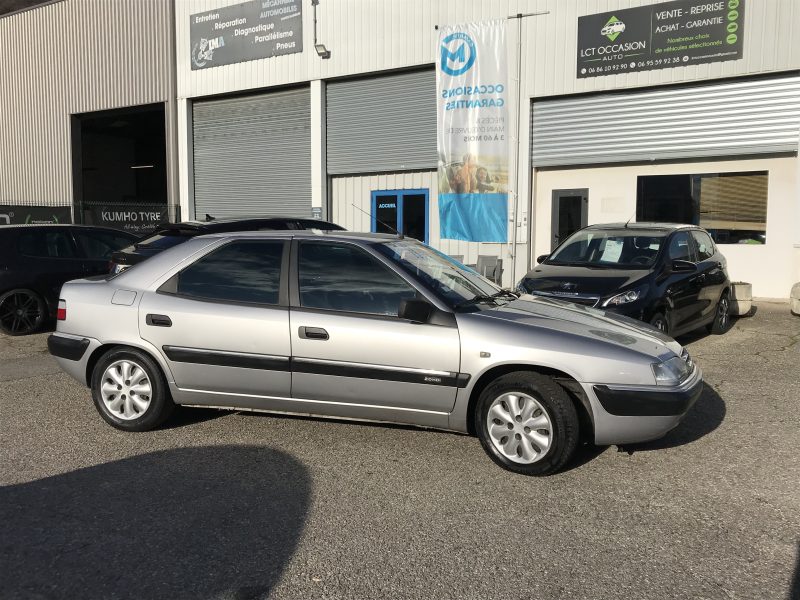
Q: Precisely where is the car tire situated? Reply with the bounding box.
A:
[90,347,174,432]
[708,290,731,335]
[0,288,46,336]
[649,312,670,336]
[476,371,579,476]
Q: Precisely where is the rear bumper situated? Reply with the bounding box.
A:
[47,334,90,361]
[583,367,703,445]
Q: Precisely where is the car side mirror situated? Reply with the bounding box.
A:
[670,259,697,273]
[398,299,433,323]
[536,254,550,264]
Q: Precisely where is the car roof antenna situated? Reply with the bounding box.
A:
[624,213,635,228]
[350,203,403,239]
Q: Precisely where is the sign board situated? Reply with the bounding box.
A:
[190,0,303,70]
[0,205,72,225]
[577,0,745,78]
[83,206,169,235]
[437,20,509,243]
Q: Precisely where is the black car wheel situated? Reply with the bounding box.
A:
[649,312,670,336]
[0,289,46,336]
[708,291,731,335]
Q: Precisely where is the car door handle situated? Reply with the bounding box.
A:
[146,314,172,327]
[298,326,329,340]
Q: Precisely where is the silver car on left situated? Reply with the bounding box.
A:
[49,231,702,475]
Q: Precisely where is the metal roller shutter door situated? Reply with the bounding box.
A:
[193,87,311,218]
[327,69,437,175]
[531,76,800,167]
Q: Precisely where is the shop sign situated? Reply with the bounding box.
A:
[84,206,169,235]
[437,20,509,243]
[0,205,72,225]
[577,0,745,78]
[190,0,303,70]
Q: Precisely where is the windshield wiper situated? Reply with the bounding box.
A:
[455,289,518,309]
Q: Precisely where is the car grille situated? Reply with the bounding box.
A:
[530,291,599,308]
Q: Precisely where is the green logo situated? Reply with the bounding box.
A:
[726,33,738,44]
[727,22,738,33]
[728,9,739,20]
[728,0,740,9]
[601,16,626,42]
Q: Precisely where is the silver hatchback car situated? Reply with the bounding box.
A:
[49,231,702,475]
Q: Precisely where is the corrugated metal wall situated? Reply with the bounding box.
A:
[326,69,437,175]
[192,88,312,218]
[176,0,800,101]
[330,171,518,286]
[0,0,172,209]
[531,75,800,166]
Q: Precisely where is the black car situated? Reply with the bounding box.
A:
[0,225,138,335]
[109,216,345,273]
[517,223,731,337]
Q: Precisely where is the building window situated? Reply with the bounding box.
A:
[636,171,768,244]
[370,189,429,243]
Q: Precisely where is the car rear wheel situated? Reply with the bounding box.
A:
[708,291,731,335]
[476,371,579,476]
[0,289,46,336]
[649,312,670,335]
[91,348,174,431]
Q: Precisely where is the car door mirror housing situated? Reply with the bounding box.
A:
[670,259,697,273]
[536,254,550,264]
[398,299,433,323]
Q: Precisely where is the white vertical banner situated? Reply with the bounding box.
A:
[437,20,509,243]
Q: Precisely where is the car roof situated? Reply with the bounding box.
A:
[159,217,341,232]
[0,224,137,234]
[197,230,401,243]
[585,222,699,232]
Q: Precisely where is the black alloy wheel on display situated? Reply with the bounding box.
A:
[0,289,46,336]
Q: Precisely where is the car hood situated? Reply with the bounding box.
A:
[522,264,650,298]
[475,295,682,359]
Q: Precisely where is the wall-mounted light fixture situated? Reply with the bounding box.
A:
[311,0,331,59]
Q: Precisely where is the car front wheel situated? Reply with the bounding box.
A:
[476,371,579,476]
[91,348,174,431]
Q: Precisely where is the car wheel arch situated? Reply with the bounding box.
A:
[465,363,594,439]
[85,342,173,389]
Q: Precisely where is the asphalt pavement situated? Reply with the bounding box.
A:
[1,303,799,600]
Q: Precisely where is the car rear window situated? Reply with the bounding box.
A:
[132,230,196,251]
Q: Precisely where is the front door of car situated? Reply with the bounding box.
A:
[138,239,292,403]
[663,231,701,332]
[289,240,461,414]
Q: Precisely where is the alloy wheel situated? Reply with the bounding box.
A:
[100,360,152,420]
[717,296,729,330]
[486,392,553,464]
[0,291,43,335]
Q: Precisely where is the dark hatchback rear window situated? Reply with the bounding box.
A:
[130,230,196,251]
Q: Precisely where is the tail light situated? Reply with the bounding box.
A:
[56,299,66,321]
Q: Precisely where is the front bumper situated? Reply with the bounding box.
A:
[583,366,703,445]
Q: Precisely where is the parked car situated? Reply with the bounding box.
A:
[517,223,731,337]
[0,225,138,335]
[49,231,702,476]
[109,216,345,273]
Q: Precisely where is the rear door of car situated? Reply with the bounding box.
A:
[138,238,292,404]
[16,227,86,303]
[288,239,462,414]
[690,230,727,323]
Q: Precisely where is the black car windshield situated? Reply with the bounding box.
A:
[129,229,196,251]
[375,240,505,309]
[548,229,667,268]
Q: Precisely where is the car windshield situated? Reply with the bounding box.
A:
[130,229,196,251]
[548,229,666,268]
[375,239,507,309]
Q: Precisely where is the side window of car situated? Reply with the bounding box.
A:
[74,230,132,259]
[173,241,284,305]
[298,242,417,316]
[691,231,715,262]
[18,230,76,258]
[667,232,694,262]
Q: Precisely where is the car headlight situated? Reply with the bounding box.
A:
[515,279,531,295]
[651,356,690,386]
[602,285,648,307]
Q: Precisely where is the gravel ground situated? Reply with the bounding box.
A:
[1,303,798,600]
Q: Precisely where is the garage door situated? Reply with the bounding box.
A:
[192,87,311,219]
